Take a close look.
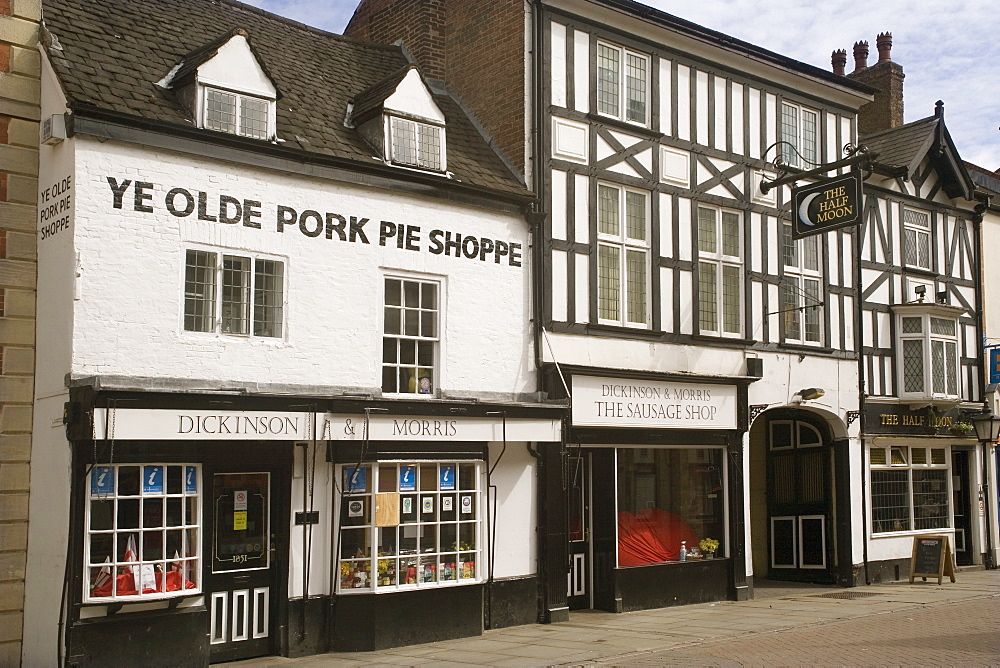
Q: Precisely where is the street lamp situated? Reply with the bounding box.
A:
[972,407,1000,443]
[971,406,1000,570]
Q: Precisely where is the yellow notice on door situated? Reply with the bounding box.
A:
[233,511,247,531]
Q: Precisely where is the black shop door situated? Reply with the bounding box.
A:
[205,468,285,663]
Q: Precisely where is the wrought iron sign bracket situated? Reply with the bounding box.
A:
[846,410,861,426]
[760,144,876,194]
[749,404,770,423]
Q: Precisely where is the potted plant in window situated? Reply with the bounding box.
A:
[699,537,719,559]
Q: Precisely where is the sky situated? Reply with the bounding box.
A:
[240,0,1000,170]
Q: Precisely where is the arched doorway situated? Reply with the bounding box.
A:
[750,408,841,584]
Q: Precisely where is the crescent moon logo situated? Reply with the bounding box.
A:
[798,192,821,227]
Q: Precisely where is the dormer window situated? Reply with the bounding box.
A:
[160,29,279,143]
[204,88,270,140]
[388,117,444,172]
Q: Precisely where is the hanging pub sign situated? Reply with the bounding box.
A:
[791,171,862,239]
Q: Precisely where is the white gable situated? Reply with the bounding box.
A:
[197,34,276,99]
[384,68,445,124]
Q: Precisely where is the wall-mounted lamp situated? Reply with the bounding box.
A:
[914,284,926,302]
[798,387,825,401]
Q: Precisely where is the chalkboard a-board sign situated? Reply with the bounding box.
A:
[909,535,956,584]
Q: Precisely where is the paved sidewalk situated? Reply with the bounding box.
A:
[227,570,1000,667]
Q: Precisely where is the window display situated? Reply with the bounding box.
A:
[616,448,726,566]
[870,445,950,533]
[337,461,481,592]
[85,464,200,601]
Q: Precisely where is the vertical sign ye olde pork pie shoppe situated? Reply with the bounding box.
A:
[791,171,863,239]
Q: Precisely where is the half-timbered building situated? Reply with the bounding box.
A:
[838,39,993,581]
[346,0,877,616]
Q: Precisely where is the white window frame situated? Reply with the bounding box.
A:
[780,223,823,345]
[382,275,440,395]
[596,41,649,126]
[869,445,951,535]
[84,463,201,602]
[780,102,819,168]
[336,461,483,593]
[596,183,650,328]
[894,304,962,401]
[200,85,274,140]
[902,208,932,271]
[183,248,286,339]
[385,115,447,173]
[697,205,743,337]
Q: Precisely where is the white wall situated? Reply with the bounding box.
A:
[70,138,535,397]
[488,443,537,578]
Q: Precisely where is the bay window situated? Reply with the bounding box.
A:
[894,304,963,401]
[870,445,950,533]
[597,184,649,327]
[86,464,200,601]
[337,461,482,591]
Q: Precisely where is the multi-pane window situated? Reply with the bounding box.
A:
[870,446,950,533]
[897,311,959,398]
[697,206,742,336]
[389,117,445,172]
[780,102,819,167]
[780,223,823,344]
[597,42,648,125]
[597,184,648,327]
[337,462,481,592]
[382,277,438,394]
[184,249,284,338]
[86,464,201,601]
[902,209,931,270]
[203,87,270,140]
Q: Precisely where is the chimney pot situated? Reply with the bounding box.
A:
[853,40,869,72]
[876,32,892,63]
[832,49,848,75]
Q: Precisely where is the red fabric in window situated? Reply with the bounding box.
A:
[91,570,195,597]
[617,508,700,566]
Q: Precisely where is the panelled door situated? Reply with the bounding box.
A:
[567,451,592,609]
[206,471,279,663]
[767,417,835,582]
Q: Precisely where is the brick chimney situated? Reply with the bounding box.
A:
[842,33,905,135]
[344,0,528,173]
[831,49,847,76]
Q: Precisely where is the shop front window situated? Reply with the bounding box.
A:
[616,448,726,566]
[85,464,201,602]
[337,461,482,592]
[870,445,950,533]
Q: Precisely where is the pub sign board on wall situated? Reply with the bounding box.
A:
[791,171,862,239]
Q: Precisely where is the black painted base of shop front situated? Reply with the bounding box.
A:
[331,585,484,652]
[614,558,731,613]
[285,596,329,657]
[66,606,208,667]
[486,575,539,629]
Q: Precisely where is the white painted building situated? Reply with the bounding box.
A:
[25,1,561,664]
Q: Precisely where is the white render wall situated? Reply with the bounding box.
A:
[69,138,535,396]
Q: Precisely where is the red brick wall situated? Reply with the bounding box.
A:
[345,0,527,172]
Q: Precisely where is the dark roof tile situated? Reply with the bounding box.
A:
[42,0,528,198]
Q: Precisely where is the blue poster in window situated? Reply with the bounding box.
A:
[399,465,416,491]
[185,466,197,493]
[440,464,456,491]
[142,465,164,494]
[345,466,367,493]
[91,466,114,497]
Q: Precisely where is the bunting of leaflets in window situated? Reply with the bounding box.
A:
[338,462,481,591]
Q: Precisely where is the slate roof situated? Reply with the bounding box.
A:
[41,0,530,199]
[862,111,974,201]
